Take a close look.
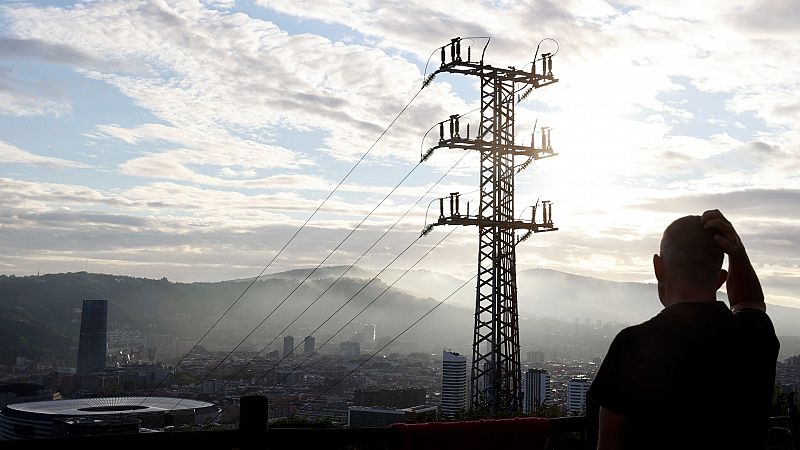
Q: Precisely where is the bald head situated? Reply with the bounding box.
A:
[659,215,725,290]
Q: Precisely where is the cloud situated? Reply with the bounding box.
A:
[0,37,99,65]
[734,0,800,34]
[0,66,71,117]
[0,140,89,168]
[3,1,467,163]
[634,188,800,220]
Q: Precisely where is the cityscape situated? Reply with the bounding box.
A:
[1,281,799,441]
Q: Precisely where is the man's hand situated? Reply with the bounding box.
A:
[701,209,744,256]
[700,209,764,311]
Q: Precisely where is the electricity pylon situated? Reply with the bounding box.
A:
[423,37,559,414]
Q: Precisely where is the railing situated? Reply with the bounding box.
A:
[0,397,795,450]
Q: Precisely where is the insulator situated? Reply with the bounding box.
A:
[467,46,471,62]
[454,116,460,137]
[421,224,435,237]
[541,128,546,150]
[541,53,550,77]
[456,39,461,61]
[422,73,437,88]
[516,156,533,174]
[542,201,549,224]
[517,230,532,244]
[439,198,445,218]
[440,47,445,66]
[517,87,533,103]
[439,122,445,142]
[454,194,460,215]
[547,55,553,77]
[421,147,435,163]
[466,123,470,139]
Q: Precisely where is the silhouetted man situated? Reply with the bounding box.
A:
[588,210,779,450]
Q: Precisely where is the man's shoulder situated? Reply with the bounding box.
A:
[616,314,666,339]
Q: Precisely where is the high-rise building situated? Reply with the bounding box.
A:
[283,335,294,358]
[567,376,591,415]
[441,350,466,418]
[76,299,107,375]
[524,368,550,414]
[303,336,315,355]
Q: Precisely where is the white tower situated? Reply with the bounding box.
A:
[524,368,551,414]
[567,376,591,415]
[441,350,467,418]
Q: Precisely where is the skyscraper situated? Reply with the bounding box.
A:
[524,368,550,414]
[567,376,591,415]
[283,335,294,358]
[303,336,315,355]
[76,299,107,375]
[441,350,466,418]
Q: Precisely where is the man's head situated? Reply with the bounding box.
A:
[653,215,726,306]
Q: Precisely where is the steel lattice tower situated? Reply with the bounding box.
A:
[423,37,559,414]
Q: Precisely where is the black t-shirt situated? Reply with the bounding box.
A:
[588,301,779,450]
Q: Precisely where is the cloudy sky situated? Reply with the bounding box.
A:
[1,0,798,307]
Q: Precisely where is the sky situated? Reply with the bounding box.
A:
[0,0,799,308]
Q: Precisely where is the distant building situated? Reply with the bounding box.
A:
[353,388,426,408]
[527,351,545,364]
[0,383,56,409]
[303,336,315,355]
[347,405,437,428]
[76,299,107,375]
[0,397,219,440]
[524,368,550,414]
[283,335,294,358]
[441,350,466,418]
[340,341,360,358]
[567,376,591,415]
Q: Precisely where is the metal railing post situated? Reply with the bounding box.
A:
[240,395,268,449]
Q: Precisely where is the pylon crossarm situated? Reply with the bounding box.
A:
[432,216,556,232]
[430,139,557,158]
[435,61,558,87]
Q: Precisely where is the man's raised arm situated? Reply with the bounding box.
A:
[701,209,765,312]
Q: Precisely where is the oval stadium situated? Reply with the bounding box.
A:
[0,397,219,440]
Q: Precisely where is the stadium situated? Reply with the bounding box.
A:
[0,397,219,440]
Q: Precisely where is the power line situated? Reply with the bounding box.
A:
[242,225,460,397]
[208,152,470,395]
[142,86,426,402]
[298,272,477,412]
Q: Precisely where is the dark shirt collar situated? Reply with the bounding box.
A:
[659,301,730,318]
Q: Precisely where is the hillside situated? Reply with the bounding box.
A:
[1,268,799,364]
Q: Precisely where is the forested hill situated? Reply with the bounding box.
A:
[1,269,799,365]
